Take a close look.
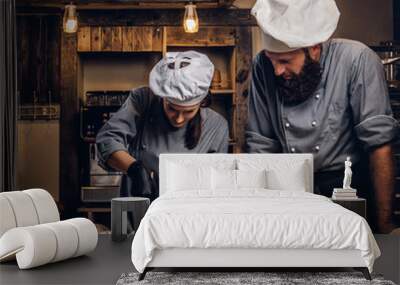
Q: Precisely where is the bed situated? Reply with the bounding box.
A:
[131,154,380,280]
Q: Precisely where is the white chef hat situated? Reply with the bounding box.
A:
[251,0,340,53]
[149,51,214,106]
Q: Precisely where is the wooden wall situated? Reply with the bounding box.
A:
[395,1,400,41]
[17,15,61,105]
[15,8,255,216]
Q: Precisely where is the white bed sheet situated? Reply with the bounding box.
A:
[131,190,380,273]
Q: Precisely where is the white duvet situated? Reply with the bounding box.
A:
[131,190,380,273]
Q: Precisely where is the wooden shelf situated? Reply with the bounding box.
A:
[166,43,236,48]
[165,27,236,48]
[210,89,234,95]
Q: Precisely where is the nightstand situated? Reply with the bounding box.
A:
[331,198,366,219]
[111,197,150,242]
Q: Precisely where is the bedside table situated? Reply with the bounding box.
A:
[331,198,366,219]
[111,197,150,242]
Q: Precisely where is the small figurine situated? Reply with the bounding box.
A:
[332,156,357,199]
[343,156,353,189]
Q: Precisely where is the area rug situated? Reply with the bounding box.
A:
[116,271,396,285]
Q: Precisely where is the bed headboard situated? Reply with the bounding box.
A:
[159,153,314,196]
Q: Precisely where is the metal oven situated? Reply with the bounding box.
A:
[80,91,130,202]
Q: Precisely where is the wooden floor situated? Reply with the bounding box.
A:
[0,235,398,285]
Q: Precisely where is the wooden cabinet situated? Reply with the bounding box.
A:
[77,26,163,52]
[165,26,235,47]
[165,26,239,152]
[76,25,242,152]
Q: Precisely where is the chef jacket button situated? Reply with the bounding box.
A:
[314,145,320,151]
[290,147,296,153]
[285,122,290,128]
[315,94,320,99]
[311,121,317,127]
[142,144,147,150]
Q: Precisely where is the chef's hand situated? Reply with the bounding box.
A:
[127,160,152,197]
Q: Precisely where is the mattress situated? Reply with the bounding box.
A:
[131,189,380,273]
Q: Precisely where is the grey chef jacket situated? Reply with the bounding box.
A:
[246,38,399,172]
[96,86,229,196]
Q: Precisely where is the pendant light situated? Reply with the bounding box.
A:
[63,3,78,34]
[183,2,199,33]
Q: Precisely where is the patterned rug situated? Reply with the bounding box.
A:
[116,271,396,285]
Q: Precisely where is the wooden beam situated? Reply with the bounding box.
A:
[91,26,102,51]
[166,26,235,46]
[111,26,123,51]
[60,31,80,218]
[16,8,256,27]
[79,9,255,26]
[235,26,252,153]
[77,26,91,51]
[16,0,235,10]
[101,27,113,51]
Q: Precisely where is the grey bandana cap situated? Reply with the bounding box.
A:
[149,50,214,106]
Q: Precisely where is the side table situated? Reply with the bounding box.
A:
[331,197,366,219]
[111,197,150,242]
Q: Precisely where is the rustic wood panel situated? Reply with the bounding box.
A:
[91,26,102,51]
[35,16,45,104]
[235,26,252,153]
[152,27,163,52]
[60,31,80,218]
[122,26,133,51]
[166,26,236,46]
[16,15,61,105]
[77,26,91,51]
[46,16,61,104]
[16,0,235,10]
[135,27,152,51]
[395,0,400,41]
[101,27,113,51]
[17,16,30,105]
[121,26,162,52]
[76,9,255,27]
[111,26,123,51]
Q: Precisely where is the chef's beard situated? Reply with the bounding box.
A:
[275,50,322,106]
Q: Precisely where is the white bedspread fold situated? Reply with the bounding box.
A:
[131,190,380,273]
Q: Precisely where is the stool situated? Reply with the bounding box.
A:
[111,197,150,242]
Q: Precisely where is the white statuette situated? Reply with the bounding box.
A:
[343,156,353,190]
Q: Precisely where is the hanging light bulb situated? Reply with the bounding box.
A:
[183,2,199,33]
[63,3,78,33]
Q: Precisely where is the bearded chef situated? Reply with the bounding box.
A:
[246,0,399,233]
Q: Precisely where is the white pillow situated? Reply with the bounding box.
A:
[166,159,236,192]
[211,168,236,190]
[237,158,308,192]
[211,168,268,190]
[266,167,306,192]
[236,169,268,189]
[167,162,211,191]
